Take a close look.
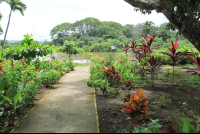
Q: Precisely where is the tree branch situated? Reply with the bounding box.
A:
[161,9,200,50]
[124,0,173,10]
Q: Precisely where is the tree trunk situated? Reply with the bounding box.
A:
[2,9,12,50]
[124,0,200,52]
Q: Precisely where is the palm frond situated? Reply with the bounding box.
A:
[0,25,3,35]
[0,12,2,20]
[9,0,27,15]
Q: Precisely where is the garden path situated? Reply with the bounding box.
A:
[11,66,99,133]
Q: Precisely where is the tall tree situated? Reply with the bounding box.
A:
[82,17,103,36]
[132,23,144,40]
[156,23,172,42]
[142,21,155,36]
[50,22,72,45]
[124,0,200,52]
[103,21,123,30]
[96,25,120,37]
[2,0,27,49]
[71,17,103,36]
[122,24,135,38]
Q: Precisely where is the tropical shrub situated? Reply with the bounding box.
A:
[115,53,128,65]
[103,66,121,87]
[84,65,110,95]
[121,88,149,119]
[62,67,70,73]
[41,69,61,87]
[58,40,83,59]
[153,53,173,65]
[0,56,73,127]
[84,55,116,95]
[3,34,55,65]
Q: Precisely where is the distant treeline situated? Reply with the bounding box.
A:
[46,17,196,52]
[1,17,196,52]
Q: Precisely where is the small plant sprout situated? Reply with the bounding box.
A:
[182,102,189,117]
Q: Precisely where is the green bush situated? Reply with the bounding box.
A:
[153,53,173,65]
[41,69,62,87]
[62,66,70,73]
[88,41,93,46]
[65,58,75,71]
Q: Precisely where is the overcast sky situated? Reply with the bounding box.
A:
[0,0,169,41]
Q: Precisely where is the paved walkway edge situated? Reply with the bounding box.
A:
[94,88,100,133]
[10,72,100,133]
[9,75,65,133]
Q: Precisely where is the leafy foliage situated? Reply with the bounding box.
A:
[184,50,200,76]
[161,39,190,64]
[58,40,83,59]
[3,34,55,64]
[131,119,162,133]
[103,66,121,86]
[121,88,149,119]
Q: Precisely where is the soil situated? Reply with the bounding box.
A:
[95,66,200,133]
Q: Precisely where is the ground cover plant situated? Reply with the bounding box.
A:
[84,33,200,133]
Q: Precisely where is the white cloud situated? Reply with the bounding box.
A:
[0,0,169,41]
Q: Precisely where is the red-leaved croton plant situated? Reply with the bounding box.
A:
[121,88,149,119]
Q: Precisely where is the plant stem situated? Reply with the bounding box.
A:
[172,62,175,86]
[152,69,154,87]
[126,52,127,64]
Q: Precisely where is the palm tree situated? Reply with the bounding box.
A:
[2,0,27,49]
[0,0,6,35]
[0,13,3,35]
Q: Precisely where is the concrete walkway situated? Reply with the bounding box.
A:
[12,66,99,133]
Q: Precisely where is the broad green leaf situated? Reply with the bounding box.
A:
[189,125,195,133]
[14,93,19,110]
[2,95,12,102]
[16,102,23,109]
[17,90,22,102]
[183,117,190,133]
